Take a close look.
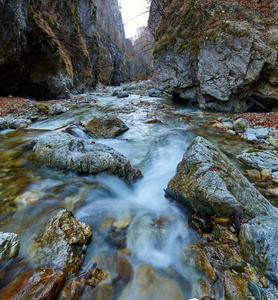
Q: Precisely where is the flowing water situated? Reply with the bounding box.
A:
[0,89,254,299]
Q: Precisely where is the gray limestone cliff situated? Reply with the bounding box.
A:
[150,0,278,112]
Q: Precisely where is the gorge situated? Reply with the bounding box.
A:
[0,1,278,300]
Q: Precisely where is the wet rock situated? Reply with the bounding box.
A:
[89,283,113,300]
[212,224,238,243]
[223,270,247,300]
[261,169,272,181]
[14,190,42,208]
[28,209,92,277]
[0,232,20,262]
[255,128,269,140]
[106,230,127,249]
[248,281,262,300]
[272,171,278,183]
[28,132,141,183]
[188,213,213,234]
[37,103,50,115]
[51,104,67,115]
[115,257,133,284]
[131,264,184,300]
[117,92,129,98]
[0,268,65,300]
[239,215,278,285]
[0,117,7,130]
[244,169,261,181]
[98,217,115,232]
[233,118,247,132]
[58,268,110,300]
[167,136,272,219]
[237,149,278,172]
[112,217,132,229]
[195,251,217,282]
[148,89,162,97]
[85,115,129,138]
[269,137,278,148]
[193,279,215,299]
[7,118,32,129]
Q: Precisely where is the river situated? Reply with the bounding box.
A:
[0,87,256,299]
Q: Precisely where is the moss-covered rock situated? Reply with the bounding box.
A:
[167,136,273,218]
[150,0,278,112]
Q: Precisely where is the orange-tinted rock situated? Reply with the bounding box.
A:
[195,251,217,282]
[28,210,92,277]
[58,268,110,299]
[224,270,247,300]
[0,268,65,300]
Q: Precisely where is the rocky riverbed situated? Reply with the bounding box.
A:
[0,81,278,299]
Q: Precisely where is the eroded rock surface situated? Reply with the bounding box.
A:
[28,210,92,277]
[150,0,278,112]
[28,132,141,183]
[0,268,65,300]
[167,136,273,218]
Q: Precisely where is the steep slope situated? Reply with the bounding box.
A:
[150,0,278,112]
[0,0,99,99]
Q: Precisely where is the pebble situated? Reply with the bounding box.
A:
[248,281,262,300]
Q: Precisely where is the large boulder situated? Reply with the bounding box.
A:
[151,0,278,112]
[28,131,141,183]
[0,232,20,261]
[237,149,278,171]
[85,115,129,138]
[0,268,65,300]
[28,209,92,277]
[239,215,278,285]
[167,136,273,219]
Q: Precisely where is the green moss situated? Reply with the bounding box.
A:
[245,149,265,154]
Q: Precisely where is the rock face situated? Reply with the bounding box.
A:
[150,0,278,112]
[240,216,278,285]
[85,115,129,138]
[0,268,65,300]
[0,0,99,99]
[28,131,141,183]
[0,232,20,261]
[28,209,92,277]
[167,136,273,219]
[237,149,278,171]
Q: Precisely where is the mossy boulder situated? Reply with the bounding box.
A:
[167,136,273,219]
[37,103,50,115]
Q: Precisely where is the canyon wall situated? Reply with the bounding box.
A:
[0,0,152,99]
[150,0,278,112]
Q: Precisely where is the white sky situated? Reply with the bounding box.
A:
[120,0,149,39]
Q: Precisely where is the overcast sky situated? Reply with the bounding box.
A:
[120,0,149,39]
